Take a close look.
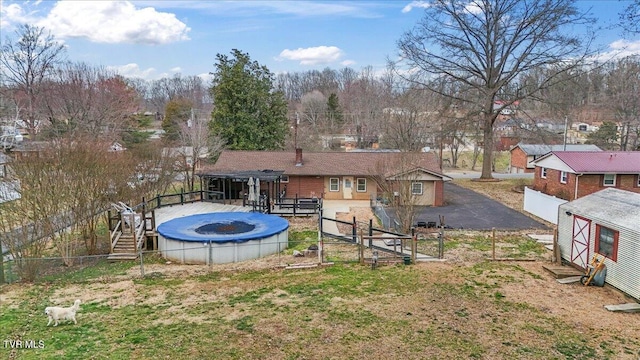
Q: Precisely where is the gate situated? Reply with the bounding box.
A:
[570,215,591,269]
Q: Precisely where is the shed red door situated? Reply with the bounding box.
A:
[570,215,591,269]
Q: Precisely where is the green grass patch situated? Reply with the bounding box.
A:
[36,260,134,284]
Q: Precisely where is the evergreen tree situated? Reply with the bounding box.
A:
[163,98,193,142]
[326,93,343,132]
[209,49,288,150]
[587,122,619,150]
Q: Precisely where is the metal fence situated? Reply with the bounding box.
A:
[370,196,393,231]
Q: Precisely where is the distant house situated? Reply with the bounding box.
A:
[199,149,451,206]
[532,151,640,199]
[523,151,640,224]
[557,188,640,300]
[509,143,601,173]
[0,153,20,204]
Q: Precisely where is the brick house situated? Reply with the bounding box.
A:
[531,151,640,200]
[509,143,601,173]
[199,149,450,206]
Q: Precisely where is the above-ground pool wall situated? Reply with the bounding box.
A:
[158,230,289,265]
[558,202,640,301]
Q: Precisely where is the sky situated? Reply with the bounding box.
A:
[1,0,639,81]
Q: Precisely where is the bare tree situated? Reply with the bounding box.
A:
[177,112,225,191]
[0,25,66,137]
[41,62,140,137]
[370,153,429,233]
[605,56,640,150]
[397,0,596,179]
[299,90,327,130]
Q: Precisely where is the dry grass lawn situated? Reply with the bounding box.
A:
[1,183,639,359]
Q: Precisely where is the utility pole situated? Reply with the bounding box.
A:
[563,115,568,151]
[294,112,299,149]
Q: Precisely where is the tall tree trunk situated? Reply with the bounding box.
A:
[481,115,494,179]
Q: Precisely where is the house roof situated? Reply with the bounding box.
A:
[535,151,640,173]
[512,143,601,155]
[201,150,449,179]
[559,188,640,230]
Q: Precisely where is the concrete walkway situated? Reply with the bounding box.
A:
[320,200,369,236]
[321,200,441,262]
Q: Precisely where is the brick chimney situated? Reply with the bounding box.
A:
[295,148,303,166]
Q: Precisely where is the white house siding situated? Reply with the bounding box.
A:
[524,187,567,224]
[534,156,574,172]
[558,189,640,300]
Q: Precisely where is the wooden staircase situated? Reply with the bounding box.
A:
[108,210,148,261]
[108,233,139,261]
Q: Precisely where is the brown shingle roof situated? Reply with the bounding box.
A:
[202,150,445,178]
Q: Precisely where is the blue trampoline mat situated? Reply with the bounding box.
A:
[157,212,289,243]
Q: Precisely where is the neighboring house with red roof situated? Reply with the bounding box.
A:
[199,149,451,206]
[509,143,601,173]
[531,151,640,200]
[523,151,640,224]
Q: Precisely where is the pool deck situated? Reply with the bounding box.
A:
[152,202,250,227]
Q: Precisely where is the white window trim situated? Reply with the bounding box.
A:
[356,178,366,192]
[280,175,289,183]
[560,171,568,184]
[603,174,616,187]
[541,167,547,179]
[329,177,339,192]
[411,182,423,195]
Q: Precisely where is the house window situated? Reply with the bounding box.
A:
[637,174,640,187]
[603,174,616,187]
[0,164,4,178]
[578,124,587,131]
[280,175,289,183]
[411,182,423,195]
[329,178,339,192]
[541,167,547,179]
[356,178,366,192]
[560,171,568,184]
[595,225,618,262]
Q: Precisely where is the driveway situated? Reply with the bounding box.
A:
[402,183,548,230]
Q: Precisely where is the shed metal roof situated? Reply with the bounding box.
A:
[559,188,640,230]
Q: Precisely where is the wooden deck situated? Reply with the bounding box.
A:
[152,202,250,227]
[542,264,584,279]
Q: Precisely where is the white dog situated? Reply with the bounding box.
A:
[45,299,81,327]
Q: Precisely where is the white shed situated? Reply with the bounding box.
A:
[557,188,640,300]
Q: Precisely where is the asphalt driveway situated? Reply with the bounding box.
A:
[407,183,548,230]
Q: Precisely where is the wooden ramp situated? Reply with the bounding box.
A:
[604,303,640,313]
[542,264,583,279]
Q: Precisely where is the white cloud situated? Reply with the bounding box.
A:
[341,60,356,66]
[197,72,214,84]
[0,3,30,28]
[402,1,431,13]
[141,1,381,18]
[464,1,484,15]
[107,63,167,80]
[38,1,190,45]
[594,39,640,62]
[170,67,182,73]
[277,46,344,65]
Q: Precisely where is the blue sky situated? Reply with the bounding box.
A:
[1,0,639,81]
